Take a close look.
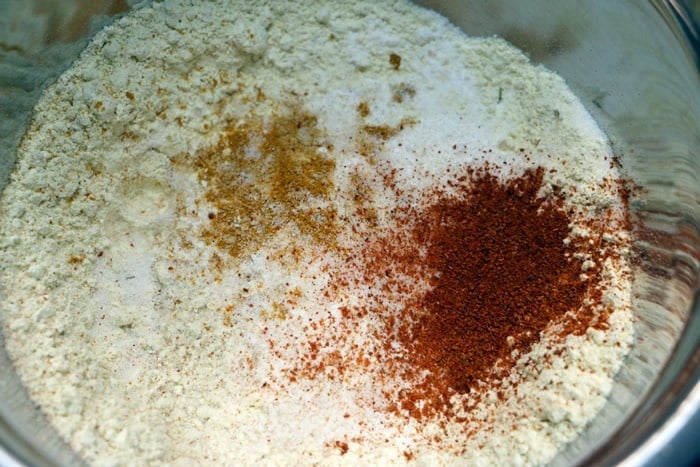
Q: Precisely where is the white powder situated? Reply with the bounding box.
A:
[0,0,633,465]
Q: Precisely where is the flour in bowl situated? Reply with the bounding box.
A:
[0,0,633,465]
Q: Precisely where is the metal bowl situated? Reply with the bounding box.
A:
[1,1,698,465]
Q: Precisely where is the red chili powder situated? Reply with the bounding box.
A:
[288,164,619,422]
[390,167,593,417]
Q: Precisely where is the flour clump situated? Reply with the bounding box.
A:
[0,0,633,465]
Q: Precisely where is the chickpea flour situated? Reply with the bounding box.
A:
[0,0,633,465]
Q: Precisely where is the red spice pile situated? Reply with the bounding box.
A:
[286,163,624,422]
[390,167,594,418]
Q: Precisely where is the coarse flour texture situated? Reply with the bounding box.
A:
[0,1,634,466]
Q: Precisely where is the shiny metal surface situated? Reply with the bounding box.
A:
[1,1,698,465]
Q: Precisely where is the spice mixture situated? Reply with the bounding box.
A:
[0,0,633,465]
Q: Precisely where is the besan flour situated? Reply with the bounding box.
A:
[0,0,634,465]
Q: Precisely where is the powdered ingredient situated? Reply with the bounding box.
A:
[0,0,633,465]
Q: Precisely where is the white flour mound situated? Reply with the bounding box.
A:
[0,0,633,465]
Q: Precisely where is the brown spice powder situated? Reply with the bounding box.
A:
[185,107,338,261]
[389,53,402,70]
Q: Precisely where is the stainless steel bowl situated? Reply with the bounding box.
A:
[1,1,698,465]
